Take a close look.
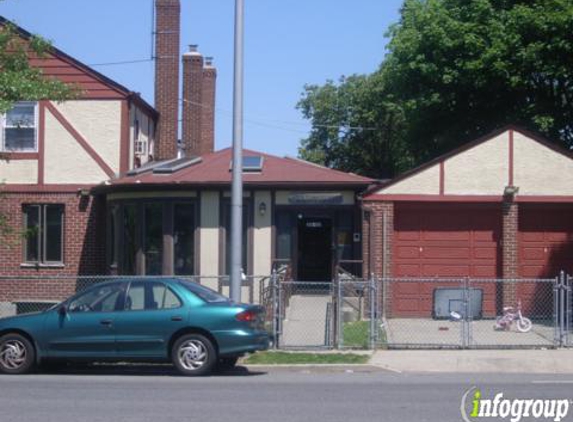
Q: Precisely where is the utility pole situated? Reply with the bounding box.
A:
[230,0,244,303]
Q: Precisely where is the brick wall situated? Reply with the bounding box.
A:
[502,199,518,305]
[200,60,216,155]
[181,48,203,157]
[0,192,107,302]
[154,0,180,160]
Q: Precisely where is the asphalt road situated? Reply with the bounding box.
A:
[1,365,573,422]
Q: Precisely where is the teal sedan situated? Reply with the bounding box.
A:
[0,279,269,376]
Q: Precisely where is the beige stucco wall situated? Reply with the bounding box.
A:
[445,133,508,195]
[253,191,272,301]
[52,101,121,174]
[378,165,440,195]
[199,191,220,290]
[514,132,573,195]
[0,160,38,184]
[44,109,109,184]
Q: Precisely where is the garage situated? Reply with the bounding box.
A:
[519,204,573,279]
[391,203,501,316]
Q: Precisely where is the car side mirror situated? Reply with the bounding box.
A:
[58,305,67,316]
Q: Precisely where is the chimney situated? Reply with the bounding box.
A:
[154,0,180,160]
[201,57,217,155]
[182,45,204,157]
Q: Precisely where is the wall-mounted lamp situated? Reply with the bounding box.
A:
[503,185,519,197]
[258,201,267,216]
[77,188,90,197]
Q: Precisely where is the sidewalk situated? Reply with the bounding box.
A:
[370,349,573,374]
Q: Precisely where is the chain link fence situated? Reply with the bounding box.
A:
[1,273,572,350]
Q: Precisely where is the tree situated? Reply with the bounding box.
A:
[298,74,411,179]
[299,0,573,176]
[0,16,78,238]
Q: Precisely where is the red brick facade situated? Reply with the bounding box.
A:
[154,0,180,160]
[0,191,107,303]
[362,201,394,279]
[502,199,518,304]
[200,60,217,155]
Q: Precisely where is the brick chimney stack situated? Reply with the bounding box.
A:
[201,57,217,155]
[154,0,180,160]
[182,46,217,157]
[182,45,204,157]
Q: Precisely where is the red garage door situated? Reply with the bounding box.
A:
[392,203,501,316]
[519,204,573,278]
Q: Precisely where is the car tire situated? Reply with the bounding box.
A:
[217,357,239,372]
[172,334,216,376]
[0,333,35,375]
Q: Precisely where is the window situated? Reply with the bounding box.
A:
[173,203,195,275]
[178,280,228,303]
[1,102,38,152]
[144,203,163,275]
[125,282,182,311]
[23,204,64,264]
[68,284,124,313]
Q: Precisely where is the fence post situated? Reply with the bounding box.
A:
[273,270,283,350]
[554,273,562,347]
[461,277,470,349]
[336,274,342,349]
[369,275,376,350]
[563,273,572,348]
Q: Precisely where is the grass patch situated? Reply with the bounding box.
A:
[243,351,369,365]
[343,321,370,348]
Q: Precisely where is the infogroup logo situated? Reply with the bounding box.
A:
[461,387,571,422]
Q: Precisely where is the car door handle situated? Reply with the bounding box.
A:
[171,316,183,322]
[100,319,113,326]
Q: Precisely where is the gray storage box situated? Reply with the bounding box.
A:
[433,288,483,320]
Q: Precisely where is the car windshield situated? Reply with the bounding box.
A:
[177,280,229,303]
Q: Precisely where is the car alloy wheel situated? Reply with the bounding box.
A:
[172,334,216,376]
[0,334,35,375]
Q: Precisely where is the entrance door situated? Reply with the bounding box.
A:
[297,217,332,281]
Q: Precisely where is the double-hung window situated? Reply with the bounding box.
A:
[22,204,64,265]
[1,102,38,152]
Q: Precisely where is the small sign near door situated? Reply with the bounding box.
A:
[306,221,323,228]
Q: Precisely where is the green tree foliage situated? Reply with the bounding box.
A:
[299,0,573,177]
[0,21,77,114]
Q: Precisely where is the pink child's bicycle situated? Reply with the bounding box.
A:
[494,300,532,333]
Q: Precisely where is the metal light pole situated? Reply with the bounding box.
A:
[230,0,244,303]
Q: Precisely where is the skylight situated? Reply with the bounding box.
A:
[229,155,264,172]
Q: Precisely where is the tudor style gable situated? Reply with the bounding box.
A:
[365,127,573,201]
[0,17,158,189]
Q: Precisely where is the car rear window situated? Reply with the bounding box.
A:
[177,280,229,303]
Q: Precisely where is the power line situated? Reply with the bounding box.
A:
[88,58,154,67]
[179,98,378,133]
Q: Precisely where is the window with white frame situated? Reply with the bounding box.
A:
[1,102,38,152]
[133,118,148,156]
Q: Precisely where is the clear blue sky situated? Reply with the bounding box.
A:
[1,0,403,157]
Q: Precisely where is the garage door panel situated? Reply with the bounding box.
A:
[392,204,501,317]
[519,205,573,278]
[423,247,470,259]
[473,247,497,259]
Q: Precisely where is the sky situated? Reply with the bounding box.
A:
[0,0,403,157]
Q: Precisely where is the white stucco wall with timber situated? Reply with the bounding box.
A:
[371,129,573,198]
[0,160,38,184]
[52,100,121,174]
[44,106,109,184]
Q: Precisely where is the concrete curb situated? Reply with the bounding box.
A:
[369,349,573,374]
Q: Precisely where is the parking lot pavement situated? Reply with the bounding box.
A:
[2,365,573,422]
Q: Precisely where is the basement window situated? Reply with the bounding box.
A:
[22,204,64,265]
[1,102,38,152]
